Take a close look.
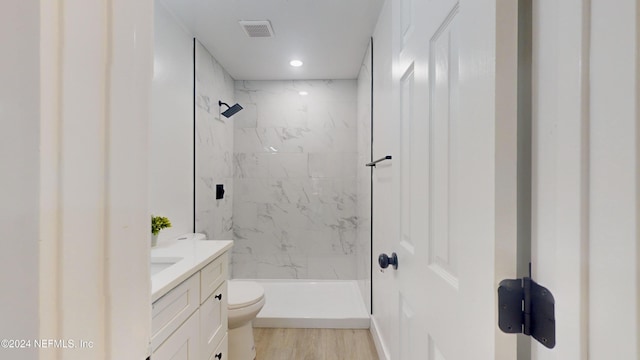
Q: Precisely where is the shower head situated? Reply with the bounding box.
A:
[219,101,243,118]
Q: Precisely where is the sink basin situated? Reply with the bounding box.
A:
[150,257,183,276]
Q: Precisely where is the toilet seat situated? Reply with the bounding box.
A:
[227,281,265,310]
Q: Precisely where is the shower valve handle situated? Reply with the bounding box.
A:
[378,252,398,270]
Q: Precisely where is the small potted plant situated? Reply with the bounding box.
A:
[151,215,171,247]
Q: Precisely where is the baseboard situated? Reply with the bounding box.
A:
[254,316,370,329]
[370,316,391,360]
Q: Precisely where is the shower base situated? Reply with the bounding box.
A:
[234,279,370,329]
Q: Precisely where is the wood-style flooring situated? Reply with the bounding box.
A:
[254,328,379,360]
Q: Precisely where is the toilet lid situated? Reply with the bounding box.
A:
[227,281,265,310]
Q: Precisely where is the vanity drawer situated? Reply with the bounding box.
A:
[200,253,228,303]
[152,309,200,360]
[206,334,228,360]
[200,281,227,360]
[151,273,200,352]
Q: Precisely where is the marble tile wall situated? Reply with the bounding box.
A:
[356,42,373,313]
[195,41,235,239]
[232,80,358,280]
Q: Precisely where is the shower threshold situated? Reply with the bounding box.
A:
[235,279,370,329]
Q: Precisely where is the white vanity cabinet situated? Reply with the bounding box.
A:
[151,250,229,360]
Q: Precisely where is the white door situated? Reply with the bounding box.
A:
[383,0,519,358]
[531,1,640,359]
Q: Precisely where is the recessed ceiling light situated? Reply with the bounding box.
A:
[299,91,308,96]
[289,60,303,67]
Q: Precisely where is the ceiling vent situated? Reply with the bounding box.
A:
[239,20,275,38]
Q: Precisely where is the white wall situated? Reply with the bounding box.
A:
[151,0,195,242]
[231,80,358,280]
[356,42,373,313]
[153,1,238,243]
[194,41,236,240]
[0,2,40,359]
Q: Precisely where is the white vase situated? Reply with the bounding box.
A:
[151,234,158,247]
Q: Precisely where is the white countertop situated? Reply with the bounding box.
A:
[151,239,233,302]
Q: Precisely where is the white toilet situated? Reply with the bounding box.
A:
[227,280,265,360]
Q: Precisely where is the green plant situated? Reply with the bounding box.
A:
[151,215,172,236]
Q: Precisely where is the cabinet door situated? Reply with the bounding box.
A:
[207,335,228,360]
[200,282,227,360]
[152,273,200,351]
[153,310,200,360]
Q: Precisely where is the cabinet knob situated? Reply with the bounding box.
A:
[215,353,223,359]
[215,293,222,301]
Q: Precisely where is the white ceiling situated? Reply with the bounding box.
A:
[160,0,384,80]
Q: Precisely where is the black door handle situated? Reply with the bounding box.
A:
[378,252,398,270]
[215,353,222,359]
[215,293,222,301]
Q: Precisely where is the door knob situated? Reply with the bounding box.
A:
[378,252,398,270]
